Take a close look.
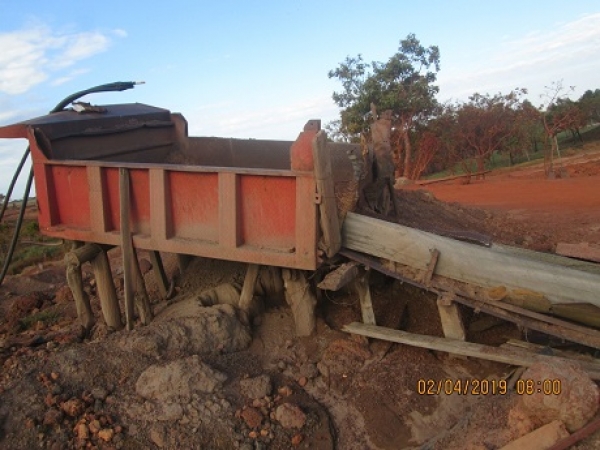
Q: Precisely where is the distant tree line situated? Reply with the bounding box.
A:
[327,34,600,180]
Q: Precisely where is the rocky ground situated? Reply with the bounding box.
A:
[1,148,600,449]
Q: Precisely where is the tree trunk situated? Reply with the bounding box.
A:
[475,156,485,179]
[402,131,412,179]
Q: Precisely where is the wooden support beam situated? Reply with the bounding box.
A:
[342,322,600,380]
[65,243,101,267]
[283,269,317,336]
[119,168,135,331]
[90,247,123,330]
[132,247,153,325]
[317,262,360,291]
[353,268,376,325]
[149,250,169,299]
[452,294,600,350]
[422,248,440,285]
[436,293,465,341]
[312,130,341,257]
[342,212,600,306]
[66,259,94,332]
[239,263,260,314]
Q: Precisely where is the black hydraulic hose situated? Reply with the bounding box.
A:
[50,81,143,113]
[0,169,34,284]
[0,146,30,223]
[0,81,143,286]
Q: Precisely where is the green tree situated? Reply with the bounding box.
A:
[328,33,440,179]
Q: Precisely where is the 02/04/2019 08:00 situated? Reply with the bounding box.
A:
[416,378,562,396]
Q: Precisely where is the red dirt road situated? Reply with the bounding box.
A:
[409,152,600,250]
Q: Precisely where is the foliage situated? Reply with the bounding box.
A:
[328,33,440,178]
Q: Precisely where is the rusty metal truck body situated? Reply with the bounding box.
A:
[0,103,360,270]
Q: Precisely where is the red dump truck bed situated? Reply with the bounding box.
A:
[0,103,364,270]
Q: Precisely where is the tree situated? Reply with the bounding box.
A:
[453,89,527,175]
[328,33,440,179]
[578,89,600,125]
[540,81,581,176]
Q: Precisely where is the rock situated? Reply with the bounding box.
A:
[91,387,108,401]
[150,425,167,448]
[240,407,263,429]
[136,355,226,402]
[298,377,307,387]
[61,398,85,417]
[291,433,303,446]
[43,409,63,426]
[512,361,600,432]
[155,402,184,421]
[89,419,101,434]
[76,423,89,440]
[240,375,272,400]
[275,403,306,429]
[278,386,292,397]
[299,363,318,379]
[98,428,114,442]
[115,305,252,358]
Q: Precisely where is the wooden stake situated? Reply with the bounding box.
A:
[353,268,376,325]
[422,248,440,285]
[239,263,260,314]
[283,269,317,336]
[436,293,466,341]
[119,168,135,331]
[149,250,169,299]
[64,242,102,332]
[90,248,123,330]
[66,260,94,332]
[132,247,153,325]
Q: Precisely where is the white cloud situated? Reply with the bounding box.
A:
[0,24,126,95]
[438,13,600,102]
[186,96,339,140]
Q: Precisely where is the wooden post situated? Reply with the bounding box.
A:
[436,293,466,341]
[312,130,341,258]
[90,247,123,330]
[119,168,135,330]
[133,248,153,325]
[65,242,101,332]
[422,248,440,285]
[282,269,317,336]
[239,263,260,314]
[353,268,376,325]
[177,254,193,275]
[149,250,169,299]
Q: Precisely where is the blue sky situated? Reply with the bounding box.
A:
[1,1,599,195]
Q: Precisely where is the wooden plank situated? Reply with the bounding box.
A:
[501,340,600,368]
[312,130,341,257]
[437,293,465,340]
[353,268,376,325]
[452,295,600,350]
[119,168,135,331]
[556,242,600,263]
[149,168,168,241]
[149,250,169,299]
[239,263,260,313]
[342,212,600,307]
[342,322,600,380]
[317,262,359,291]
[546,416,600,450]
[499,420,569,450]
